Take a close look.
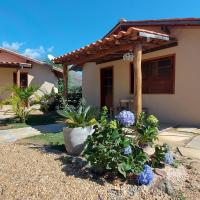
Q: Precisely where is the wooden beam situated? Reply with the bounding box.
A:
[133,43,142,119]
[16,68,20,87]
[61,42,139,66]
[63,64,68,99]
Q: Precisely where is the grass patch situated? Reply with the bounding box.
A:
[0,112,64,130]
[27,131,66,152]
[28,132,64,145]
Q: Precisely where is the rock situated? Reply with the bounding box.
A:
[157,179,177,197]
[154,168,167,178]
[178,147,200,160]
[143,146,155,156]
[189,161,200,171]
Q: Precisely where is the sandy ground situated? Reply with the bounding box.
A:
[0,143,199,200]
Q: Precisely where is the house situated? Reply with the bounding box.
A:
[54,18,200,126]
[0,47,62,99]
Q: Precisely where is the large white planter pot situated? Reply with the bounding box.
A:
[63,126,94,155]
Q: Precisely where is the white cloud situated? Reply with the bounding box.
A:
[1,41,54,60]
[1,41,23,51]
[23,46,50,60]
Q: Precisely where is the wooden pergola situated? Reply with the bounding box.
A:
[0,62,31,87]
[54,27,177,118]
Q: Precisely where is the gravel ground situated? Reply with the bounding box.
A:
[0,144,106,200]
[0,143,200,200]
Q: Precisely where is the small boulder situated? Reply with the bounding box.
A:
[157,179,177,197]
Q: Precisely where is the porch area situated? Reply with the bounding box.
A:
[0,62,31,99]
[54,27,177,119]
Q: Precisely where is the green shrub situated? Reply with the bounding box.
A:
[83,107,148,178]
[150,144,169,167]
[136,112,159,147]
[83,108,177,184]
[40,88,60,112]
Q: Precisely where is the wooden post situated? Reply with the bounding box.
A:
[63,64,68,98]
[133,43,142,119]
[16,68,21,87]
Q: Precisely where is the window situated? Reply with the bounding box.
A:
[130,55,175,94]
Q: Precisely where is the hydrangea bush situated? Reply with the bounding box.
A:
[83,108,176,186]
[83,108,148,178]
[136,112,159,147]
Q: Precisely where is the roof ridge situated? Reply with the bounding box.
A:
[103,17,200,39]
[0,47,45,65]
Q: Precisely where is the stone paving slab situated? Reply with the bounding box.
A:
[158,131,194,146]
[0,124,65,144]
[178,147,200,160]
[0,133,17,144]
[176,127,200,134]
[186,135,200,150]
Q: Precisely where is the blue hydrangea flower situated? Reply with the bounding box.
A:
[115,110,135,127]
[123,145,132,155]
[137,165,154,185]
[164,152,174,165]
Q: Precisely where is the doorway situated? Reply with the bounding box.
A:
[13,72,28,88]
[100,67,113,109]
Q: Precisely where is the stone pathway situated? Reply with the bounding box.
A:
[0,124,65,144]
[158,127,200,160]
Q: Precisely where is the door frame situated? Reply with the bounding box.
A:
[13,72,28,88]
[100,66,114,108]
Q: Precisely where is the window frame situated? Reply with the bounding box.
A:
[130,54,175,94]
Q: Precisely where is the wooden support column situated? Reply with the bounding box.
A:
[63,64,68,99]
[133,43,142,119]
[16,68,21,87]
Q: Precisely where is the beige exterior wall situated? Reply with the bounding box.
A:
[28,63,58,96]
[0,64,58,100]
[83,28,200,125]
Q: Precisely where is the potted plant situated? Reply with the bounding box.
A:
[57,99,97,155]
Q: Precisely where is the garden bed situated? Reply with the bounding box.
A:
[0,142,199,200]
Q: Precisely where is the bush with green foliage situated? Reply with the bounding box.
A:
[150,144,170,167]
[40,79,82,112]
[39,88,61,112]
[136,112,159,147]
[83,107,177,185]
[57,99,98,128]
[83,107,148,178]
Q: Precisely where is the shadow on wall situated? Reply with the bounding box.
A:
[28,64,58,95]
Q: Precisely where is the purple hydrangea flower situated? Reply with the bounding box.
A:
[137,165,154,185]
[115,110,135,127]
[164,152,174,165]
[123,145,132,155]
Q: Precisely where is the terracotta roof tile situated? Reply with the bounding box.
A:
[54,26,172,64]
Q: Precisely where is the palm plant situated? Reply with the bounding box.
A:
[11,86,38,106]
[7,86,38,122]
[57,99,98,128]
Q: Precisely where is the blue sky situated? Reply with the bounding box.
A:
[0,0,199,60]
